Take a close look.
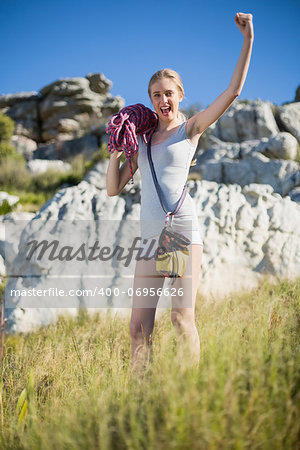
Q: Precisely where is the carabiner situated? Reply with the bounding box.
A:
[165,211,172,227]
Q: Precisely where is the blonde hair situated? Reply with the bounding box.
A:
[148,68,196,166]
[148,68,184,99]
[148,68,187,122]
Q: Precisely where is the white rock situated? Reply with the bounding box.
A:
[0,211,36,275]
[198,153,300,196]
[26,159,71,174]
[256,132,298,160]
[0,191,19,206]
[10,135,37,159]
[288,187,300,202]
[214,99,279,142]
[84,159,141,192]
[277,102,300,142]
[0,254,5,277]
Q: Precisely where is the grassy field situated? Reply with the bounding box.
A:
[0,276,299,449]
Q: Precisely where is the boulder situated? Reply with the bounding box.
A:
[84,159,141,192]
[33,134,99,160]
[288,186,300,203]
[86,73,112,94]
[197,132,298,163]
[10,135,37,160]
[0,211,36,277]
[0,92,38,108]
[39,77,124,142]
[253,132,298,160]
[199,99,279,146]
[0,93,40,141]
[26,159,72,174]
[276,102,300,143]
[193,151,300,196]
[0,74,124,143]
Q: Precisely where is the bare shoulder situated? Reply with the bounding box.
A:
[185,118,204,147]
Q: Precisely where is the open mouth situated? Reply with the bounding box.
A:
[160,106,171,115]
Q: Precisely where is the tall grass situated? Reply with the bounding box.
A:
[0,276,299,449]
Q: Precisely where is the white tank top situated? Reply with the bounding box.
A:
[137,121,203,243]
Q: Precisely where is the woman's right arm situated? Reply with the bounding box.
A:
[106,149,139,196]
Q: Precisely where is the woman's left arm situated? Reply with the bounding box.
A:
[188,13,254,136]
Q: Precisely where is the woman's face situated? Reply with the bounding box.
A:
[150,77,183,122]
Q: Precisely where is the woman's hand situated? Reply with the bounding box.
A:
[234,12,254,40]
[111,148,123,159]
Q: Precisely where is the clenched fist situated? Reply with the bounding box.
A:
[234,12,254,40]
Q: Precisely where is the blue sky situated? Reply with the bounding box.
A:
[0,0,299,111]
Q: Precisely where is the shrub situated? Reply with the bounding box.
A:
[18,191,50,205]
[0,198,13,215]
[0,111,14,141]
[0,156,31,191]
[30,169,69,192]
[0,112,25,163]
[0,141,19,160]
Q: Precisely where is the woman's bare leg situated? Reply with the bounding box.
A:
[171,244,203,367]
[129,254,165,370]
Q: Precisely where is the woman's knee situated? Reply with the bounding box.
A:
[129,320,153,342]
[171,309,194,331]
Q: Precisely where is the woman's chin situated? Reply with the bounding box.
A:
[159,112,174,121]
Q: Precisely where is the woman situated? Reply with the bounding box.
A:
[106,12,254,369]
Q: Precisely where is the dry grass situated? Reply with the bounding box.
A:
[0,275,299,449]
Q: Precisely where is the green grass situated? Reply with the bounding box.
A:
[0,200,13,215]
[0,275,299,449]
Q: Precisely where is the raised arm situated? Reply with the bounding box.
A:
[187,12,254,138]
[106,150,139,196]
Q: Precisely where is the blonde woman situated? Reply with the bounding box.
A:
[106,12,254,369]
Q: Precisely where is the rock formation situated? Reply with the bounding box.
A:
[0,73,124,160]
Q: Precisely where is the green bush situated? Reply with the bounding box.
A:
[18,191,50,206]
[0,112,25,163]
[0,111,14,141]
[0,156,31,191]
[0,198,13,215]
[30,169,69,192]
[0,141,20,160]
